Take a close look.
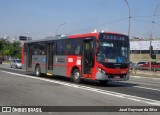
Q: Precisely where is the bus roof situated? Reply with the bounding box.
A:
[25,35,68,43]
[25,32,128,43]
[68,32,127,39]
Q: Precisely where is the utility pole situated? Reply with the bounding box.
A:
[124,0,131,38]
[149,3,160,71]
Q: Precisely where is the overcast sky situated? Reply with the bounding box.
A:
[0,0,160,39]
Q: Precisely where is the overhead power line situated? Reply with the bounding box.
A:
[131,17,160,27]
[68,17,128,34]
[132,15,153,18]
[131,17,152,23]
[155,22,160,26]
[155,14,160,16]
[132,14,160,18]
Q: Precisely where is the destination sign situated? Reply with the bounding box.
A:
[100,34,128,41]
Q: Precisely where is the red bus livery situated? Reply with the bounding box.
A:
[22,32,130,84]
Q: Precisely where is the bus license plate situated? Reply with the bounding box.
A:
[114,76,120,79]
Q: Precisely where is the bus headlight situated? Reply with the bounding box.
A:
[97,67,106,74]
[97,67,102,71]
[102,70,106,74]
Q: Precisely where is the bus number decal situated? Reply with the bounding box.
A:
[77,60,81,65]
[68,58,73,62]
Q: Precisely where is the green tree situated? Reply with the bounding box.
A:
[0,39,22,59]
[0,38,8,57]
[10,41,22,58]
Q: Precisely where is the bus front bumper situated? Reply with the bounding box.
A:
[95,71,130,81]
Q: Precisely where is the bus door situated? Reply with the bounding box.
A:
[26,44,33,71]
[83,39,94,74]
[46,43,54,74]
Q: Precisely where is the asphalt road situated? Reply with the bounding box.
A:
[0,64,160,115]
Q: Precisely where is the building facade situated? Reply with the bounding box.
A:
[130,39,160,63]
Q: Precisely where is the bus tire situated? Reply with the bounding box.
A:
[73,69,81,84]
[99,80,108,85]
[35,65,41,77]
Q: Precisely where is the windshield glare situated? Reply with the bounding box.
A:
[97,41,129,63]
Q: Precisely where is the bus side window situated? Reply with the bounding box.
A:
[66,44,71,55]
[56,40,62,55]
[70,39,81,55]
[34,50,38,55]
[24,43,27,55]
[75,46,80,54]
[41,43,46,55]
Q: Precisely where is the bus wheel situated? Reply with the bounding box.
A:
[73,69,81,84]
[99,80,108,85]
[35,65,41,77]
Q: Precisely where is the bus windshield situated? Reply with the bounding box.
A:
[97,34,129,64]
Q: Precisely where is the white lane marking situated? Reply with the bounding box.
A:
[131,80,160,86]
[0,66,25,71]
[131,75,160,80]
[119,81,160,91]
[48,112,53,115]
[1,70,160,106]
[134,86,160,92]
[9,68,25,71]
[116,81,152,86]
[135,80,160,85]
[131,81,154,86]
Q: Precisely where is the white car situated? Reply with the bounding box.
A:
[10,59,22,69]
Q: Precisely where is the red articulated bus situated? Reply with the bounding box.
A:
[22,32,130,84]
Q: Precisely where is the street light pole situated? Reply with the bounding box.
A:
[149,3,160,71]
[56,22,67,35]
[124,0,131,38]
[150,3,160,39]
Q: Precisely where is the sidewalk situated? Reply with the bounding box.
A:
[1,62,9,64]
[130,69,160,78]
